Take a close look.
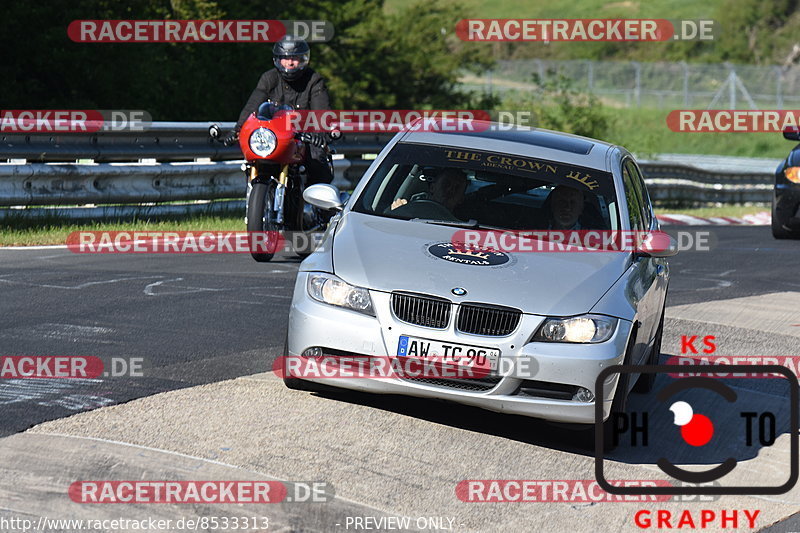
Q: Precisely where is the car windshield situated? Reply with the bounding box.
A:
[352,142,620,231]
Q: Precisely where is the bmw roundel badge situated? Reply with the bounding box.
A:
[451,287,467,296]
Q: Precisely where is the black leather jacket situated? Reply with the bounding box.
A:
[235,68,330,130]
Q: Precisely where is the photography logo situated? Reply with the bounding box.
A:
[594,364,799,495]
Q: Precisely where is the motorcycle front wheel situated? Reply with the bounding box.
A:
[247,181,281,262]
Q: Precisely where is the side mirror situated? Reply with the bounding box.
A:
[784,126,800,141]
[304,184,344,211]
[636,231,679,258]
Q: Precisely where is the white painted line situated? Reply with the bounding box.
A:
[0,245,68,250]
[24,432,393,514]
[657,211,771,226]
[0,378,105,409]
[0,275,164,290]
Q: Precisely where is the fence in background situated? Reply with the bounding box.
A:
[462,59,800,110]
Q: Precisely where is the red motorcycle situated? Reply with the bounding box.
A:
[211,102,338,262]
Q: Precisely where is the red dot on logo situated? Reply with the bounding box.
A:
[681,414,714,446]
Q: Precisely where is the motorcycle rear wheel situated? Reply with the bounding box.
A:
[247,181,280,262]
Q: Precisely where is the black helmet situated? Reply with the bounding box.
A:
[273,35,310,81]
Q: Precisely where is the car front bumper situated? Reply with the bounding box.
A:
[775,184,800,230]
[287,272,634,424]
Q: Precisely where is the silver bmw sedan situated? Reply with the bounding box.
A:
[283,123,676,442]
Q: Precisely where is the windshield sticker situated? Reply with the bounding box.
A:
[565,170,600,190]
[437,147,611,195]
[446,150,558,175]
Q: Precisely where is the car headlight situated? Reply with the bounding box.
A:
[784,167,800,184]
[533,315,617,343]
[307,273,375,316]
[249,127,277,157]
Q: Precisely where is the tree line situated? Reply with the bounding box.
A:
[0,0,489,121]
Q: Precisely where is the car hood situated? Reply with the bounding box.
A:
[332,213,630,316]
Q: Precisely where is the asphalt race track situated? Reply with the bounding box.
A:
[1,225,799,532]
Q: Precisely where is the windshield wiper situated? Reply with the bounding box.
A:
[412,218,481,228]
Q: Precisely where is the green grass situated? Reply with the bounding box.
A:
[605,108,792,158]
[0,206,769,247]
[385,0,716,19]
[0,213,245,247]
[486,103,792,157]
[491,104,793,158]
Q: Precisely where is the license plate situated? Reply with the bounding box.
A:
[396,335,500,372]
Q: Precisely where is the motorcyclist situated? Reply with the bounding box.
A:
[223,35,333,185]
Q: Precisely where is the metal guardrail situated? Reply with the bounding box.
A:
[0,161,243,207]
[0,122,393,162]
[0,122,389,218]
[638,154,777,205]
[0,123,777,219]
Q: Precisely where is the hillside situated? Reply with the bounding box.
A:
[386,0,800,65]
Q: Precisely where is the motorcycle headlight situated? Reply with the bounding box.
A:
[307,273,375,316]
[249,127,277,157]
[533,315,617,343]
